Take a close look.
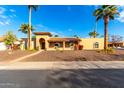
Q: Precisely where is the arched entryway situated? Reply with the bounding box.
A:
[39,38,45,49]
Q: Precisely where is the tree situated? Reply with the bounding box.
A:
[18,23,34,34]
[73,35,79,38]
[88,31,99,38]
[28,5,38,50]
[109,35,123,48]
[93,5,119,50]
[111,35,123,43]
[4,31,17,47]
[54,35,59,37]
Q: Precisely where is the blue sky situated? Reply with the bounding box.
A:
[0,5,124,39]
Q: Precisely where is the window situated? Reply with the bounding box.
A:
[65,42,74,48]
[54,43,60,47]
[94,42,99,48]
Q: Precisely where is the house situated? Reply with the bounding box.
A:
[21,32,104,50]
[0,36,7,51]
[108,41,124,48]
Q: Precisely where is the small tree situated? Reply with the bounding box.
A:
[73,35,79,38]
[4,31,17,47]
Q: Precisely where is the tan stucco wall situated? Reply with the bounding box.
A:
[36,35,50,50]
[79,38,104,50]
[35,35,104,50]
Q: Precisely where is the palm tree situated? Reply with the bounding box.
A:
[93,5,119,50]
[28,5,38,50]
[18,24,34,34]
[88,31,99,38]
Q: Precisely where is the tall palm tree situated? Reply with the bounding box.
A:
[28,5,38,50]
[88,31,99,38]
[93,5,119,50]
[18,24,34,34]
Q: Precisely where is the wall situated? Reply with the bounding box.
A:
[0,42,7,51]
[79,38,104,50]
[36,35,50,50]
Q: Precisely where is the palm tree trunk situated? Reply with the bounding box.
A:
[104,16,109,50]
[28,6,32,50]
[93,35,95,38]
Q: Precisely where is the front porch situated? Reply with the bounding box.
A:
[38,39,80,51]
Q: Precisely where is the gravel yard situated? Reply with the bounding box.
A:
[21,50,124,61]
[0,50,124,62]
[0,50,36,62]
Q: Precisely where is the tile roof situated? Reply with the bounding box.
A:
[34,32,52,36]
[48,38,81,42]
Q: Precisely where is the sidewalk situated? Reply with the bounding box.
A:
[0,61,124,70]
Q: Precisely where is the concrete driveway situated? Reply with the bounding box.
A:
[0,61,124,88]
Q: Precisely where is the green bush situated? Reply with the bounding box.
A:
[106,48,115,54]
[96,48,115,54]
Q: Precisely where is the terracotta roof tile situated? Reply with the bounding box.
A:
[34,32,52,36]
[48,38,81,42]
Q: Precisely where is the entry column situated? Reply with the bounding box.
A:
[63,41,65,50]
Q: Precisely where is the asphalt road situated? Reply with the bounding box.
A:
[0,69,124,88]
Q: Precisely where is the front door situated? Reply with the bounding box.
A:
[39,38,45,50]
[41,42,45,49]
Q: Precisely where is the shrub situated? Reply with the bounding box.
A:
[106,48,115,54]
[96,48,115,54]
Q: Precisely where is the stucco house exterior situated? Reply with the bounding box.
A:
[0,36,7,51]
[21,32,104,50]
[108,41,124,48]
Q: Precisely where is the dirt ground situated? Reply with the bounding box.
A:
[0,50,36,62]
[0,50,124,62]
[21,50,124,61]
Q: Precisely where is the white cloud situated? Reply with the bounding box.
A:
[50,31,59,35]
[0,19,10,25]
[116,10,124,22]
[0,7,6,14]
[0,21,4,25]
[0,15,7,19]
[35,24,49,31]
[9,14,16,18]
[0,7,11,26]
[13,14,16,17]
[116,6,124,22]
[10,9,16,13]
[36,24,44,28]
[50,31,65,37]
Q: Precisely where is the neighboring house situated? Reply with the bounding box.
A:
[108,42,124,48]
[0,36,7,51]
[0,36,22,51]
[21,32,104,50]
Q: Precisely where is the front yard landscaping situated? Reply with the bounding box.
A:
[21,50,124,61]
[1,49,124,62]
[0,50,36,62]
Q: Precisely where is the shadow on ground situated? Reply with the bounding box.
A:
[0,69,124,88]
